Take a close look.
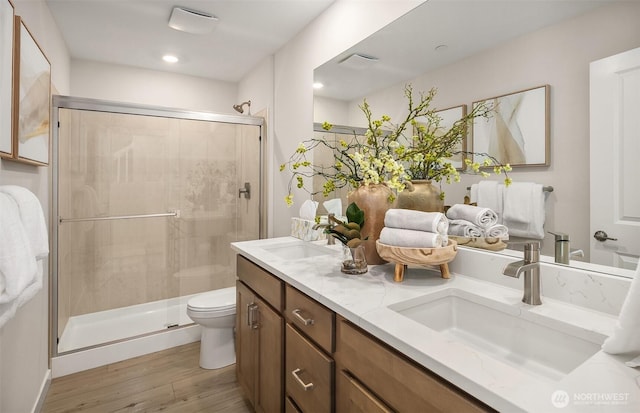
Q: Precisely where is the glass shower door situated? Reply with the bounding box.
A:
[55,104,262,354]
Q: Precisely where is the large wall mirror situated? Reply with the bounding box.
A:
[312,0,640,277]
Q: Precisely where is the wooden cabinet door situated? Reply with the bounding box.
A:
[255,294,284,413]
[236,281,257,408]
[285,324,333,413]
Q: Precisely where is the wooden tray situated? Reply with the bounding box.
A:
[376,239,458,282]
[449,236,507,251]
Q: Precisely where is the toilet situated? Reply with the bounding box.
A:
[186,286,236,369]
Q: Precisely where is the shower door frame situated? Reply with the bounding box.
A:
[50,95,266,357]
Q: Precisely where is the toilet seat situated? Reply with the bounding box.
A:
[187,286,236,316]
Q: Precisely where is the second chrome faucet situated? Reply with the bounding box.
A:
[503,242,542,305]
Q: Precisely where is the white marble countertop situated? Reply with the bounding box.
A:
[231,236,640,412]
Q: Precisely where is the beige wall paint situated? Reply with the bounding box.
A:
[0,0,70,411]
[337,1,640,258]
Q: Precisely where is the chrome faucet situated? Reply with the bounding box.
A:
[503,242,542,305]
[312,213,336,245]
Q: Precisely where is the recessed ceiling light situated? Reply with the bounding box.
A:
[163,54,179,63]
[313,82,324,89]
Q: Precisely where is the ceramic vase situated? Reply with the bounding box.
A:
[395,180,444,213]
[347,183,395,265]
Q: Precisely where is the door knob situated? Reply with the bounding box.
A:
[594,230,618,242]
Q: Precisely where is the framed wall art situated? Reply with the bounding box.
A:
[12,15,51,166]
[472,85,549,167]
[0,0,14,158]
[433,104,467,170]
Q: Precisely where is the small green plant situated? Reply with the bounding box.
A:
[327,202,368,248]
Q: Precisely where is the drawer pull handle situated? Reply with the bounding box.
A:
[247,303,259,329]
[292,309,314,326]
[291,368,314,391]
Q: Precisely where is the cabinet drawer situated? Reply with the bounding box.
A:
[336,369,393,413]
[285,285,334,353]
[335,317,494,413]
[285,324,333,413]
[237,255,283,311]
[285,396,302,413]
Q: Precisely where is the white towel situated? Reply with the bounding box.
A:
[379,227,446,248]
[602,263,640,355]
[0,186,48,328]
[448,219,484,238]
[0,193,38,304]
[0,185,49,258]
[384,209,449,235]
[484,224,509,239]
[502,182,545,239]
[0,261,44,328]
[476,181,503,223]
[446,204,498,228]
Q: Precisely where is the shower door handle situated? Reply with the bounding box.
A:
[238,182,251,199]
[247,303,259,329]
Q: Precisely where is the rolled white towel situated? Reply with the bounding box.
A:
[446,204,498,228]
[384,209,449,235]
[379,227,445,248]
[448,219,484,238]
[485,224,509,239]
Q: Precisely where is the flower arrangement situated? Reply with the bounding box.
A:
[281,85,511,206]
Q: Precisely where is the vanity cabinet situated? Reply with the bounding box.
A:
[236,256,284,413]
[236,255,494,413]
[335,316,494,413]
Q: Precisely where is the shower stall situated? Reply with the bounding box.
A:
[51,96,265,358]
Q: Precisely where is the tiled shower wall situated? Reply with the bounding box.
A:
[56,109,261,337]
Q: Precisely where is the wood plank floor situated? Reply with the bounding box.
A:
[42,342,253,413]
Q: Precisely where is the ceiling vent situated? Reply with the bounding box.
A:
[338,53,379,70]
[168,7,218,34]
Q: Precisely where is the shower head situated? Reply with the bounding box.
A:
[233,100,251,114]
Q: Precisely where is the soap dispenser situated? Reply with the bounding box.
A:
[549,231,570,264]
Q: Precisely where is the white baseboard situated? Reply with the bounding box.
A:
[33,369,51,413]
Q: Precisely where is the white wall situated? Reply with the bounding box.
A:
[337,2,640,258]
[71,60,238,114]
[0,0,70,411]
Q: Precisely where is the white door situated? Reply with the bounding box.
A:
[590,47,640,270]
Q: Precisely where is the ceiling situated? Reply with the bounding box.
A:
[45,0,335,82]
[314,0,615,101]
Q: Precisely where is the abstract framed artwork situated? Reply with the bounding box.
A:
[12,15,51,166]
[0,0,14,158]
[472,85,550,167]
[433,104,467,170]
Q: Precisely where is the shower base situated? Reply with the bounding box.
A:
[53,294,202,377]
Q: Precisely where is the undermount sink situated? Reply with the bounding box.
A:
[262,241,337,260]
[389,288,602,381]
